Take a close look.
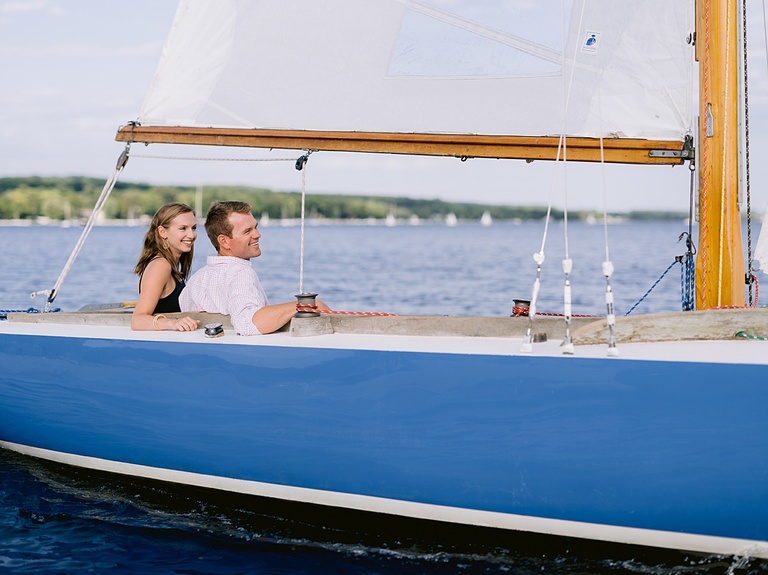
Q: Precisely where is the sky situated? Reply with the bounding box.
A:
[1,0,768,214]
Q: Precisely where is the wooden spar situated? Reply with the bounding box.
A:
[115,126,687,166]
[696,0,745,309]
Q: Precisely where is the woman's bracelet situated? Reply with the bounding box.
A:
[153,314,167,331]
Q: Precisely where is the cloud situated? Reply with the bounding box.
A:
[118,41,163,55]
[0,0,62,15]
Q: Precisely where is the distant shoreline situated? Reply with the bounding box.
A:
[0,175,692,223]
[0,215,694,228]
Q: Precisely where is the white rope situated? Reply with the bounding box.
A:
[559,1,589,356]
[593,25,618,357]
[130,153,295,162]
[298,159,308,295]
[521,1,573,353]
[522,0,585,354]
[36,147,129,311]
[520,136,563,353]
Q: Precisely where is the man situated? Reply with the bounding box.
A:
[180,201,328,334]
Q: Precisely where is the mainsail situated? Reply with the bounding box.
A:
[117,0,693,164]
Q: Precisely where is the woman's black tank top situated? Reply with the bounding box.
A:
[153,277,185,314]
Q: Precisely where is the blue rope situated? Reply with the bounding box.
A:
[626,230,697,317]
[625,261,680,316]
[0,307,41,320]
[681,253,696,311]
[0,307,60,320]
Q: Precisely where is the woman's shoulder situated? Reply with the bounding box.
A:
[141,256,174,284]
[146,256,173,272]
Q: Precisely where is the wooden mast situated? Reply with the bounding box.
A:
[696,0,745,308]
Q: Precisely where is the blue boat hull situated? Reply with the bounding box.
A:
[1,331,767,555]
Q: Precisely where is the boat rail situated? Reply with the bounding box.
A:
[5,308,767,344]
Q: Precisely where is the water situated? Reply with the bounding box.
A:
[0,220,705,316]
[1,221,766,574]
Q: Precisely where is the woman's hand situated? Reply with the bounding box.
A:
[168,316,200,332]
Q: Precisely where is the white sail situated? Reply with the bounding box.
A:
[138,0,693,142]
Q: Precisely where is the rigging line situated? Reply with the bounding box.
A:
[594,46,618,356]
[685,162,698,311]
[38,145,130,311]
[521,0,584,355]
[296,151,312,295]
[520,1,570,354]
[519,135,562,353]
[129,154,296,162]
[743,0,754,305]
[624,260,680,316]
[559,0,589,356]
[559,0,588,255]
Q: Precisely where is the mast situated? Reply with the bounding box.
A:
[696,0,745,308]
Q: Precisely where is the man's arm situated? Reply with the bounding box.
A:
[251,302,297,334]
[251,298,331,334]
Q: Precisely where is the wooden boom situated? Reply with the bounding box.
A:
[115,125,688,166]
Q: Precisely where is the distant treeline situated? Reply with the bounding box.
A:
[0,176,687,222]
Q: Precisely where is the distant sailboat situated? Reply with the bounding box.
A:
[480,211,492,227]
[445,212,457,227]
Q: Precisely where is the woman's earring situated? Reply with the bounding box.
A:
[161,238,169,250]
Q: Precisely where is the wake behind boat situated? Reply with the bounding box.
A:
[1,0,767,561]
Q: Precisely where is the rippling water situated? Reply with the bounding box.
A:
[2,448,767,575]
[0,220,707,316]
[1,220,766,574]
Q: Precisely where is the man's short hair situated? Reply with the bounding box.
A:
[205,201,252,251]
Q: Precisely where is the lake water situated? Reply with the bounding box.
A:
[1,221,766,574]
[0,220,719,316]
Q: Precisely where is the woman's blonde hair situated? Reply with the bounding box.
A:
[134,203,195,282]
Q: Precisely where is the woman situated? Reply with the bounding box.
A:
[131,203,201,332]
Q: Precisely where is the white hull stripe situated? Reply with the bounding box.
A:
[3,440,766,559]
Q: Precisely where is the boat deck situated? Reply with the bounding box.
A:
[5,307,767,344]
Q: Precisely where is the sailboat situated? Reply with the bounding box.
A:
[1,0,767,560]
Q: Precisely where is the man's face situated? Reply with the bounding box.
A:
[221,211,261,260]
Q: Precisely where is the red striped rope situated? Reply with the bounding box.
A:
[296,304,397,317]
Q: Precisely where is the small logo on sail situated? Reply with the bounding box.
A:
[582,31,601,53]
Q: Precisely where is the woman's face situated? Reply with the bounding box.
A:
[159,211,197,259]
